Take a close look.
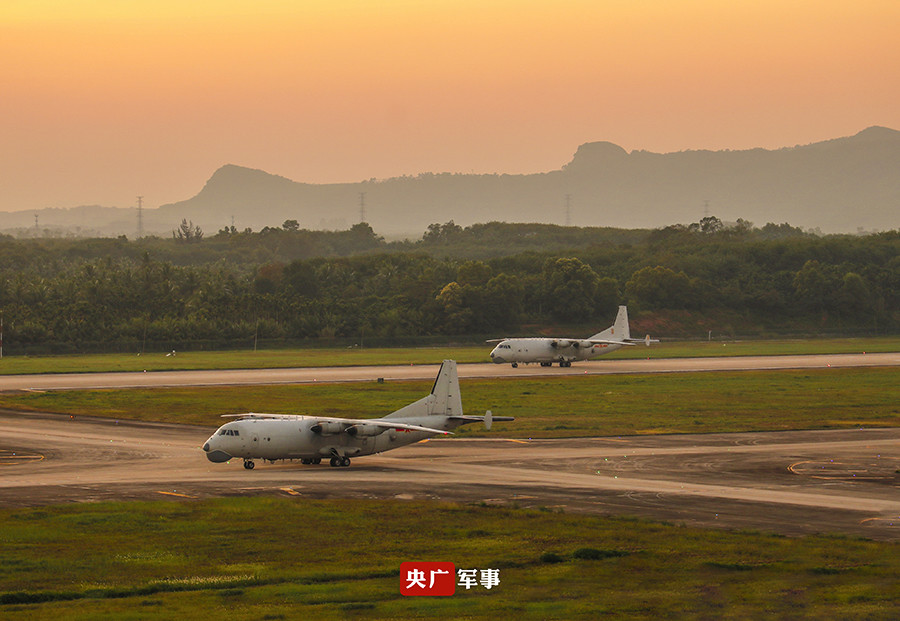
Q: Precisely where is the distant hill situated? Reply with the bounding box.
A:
[6,127,899,237]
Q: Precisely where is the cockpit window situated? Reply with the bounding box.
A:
[218,429,241,436]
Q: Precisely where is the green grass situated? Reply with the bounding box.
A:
[2,367,898,437]
[1,498,898,619]
[0,336,896,375]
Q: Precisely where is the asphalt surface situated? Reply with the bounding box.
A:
[0,352,898,391]
[1,353,898,540]
[2,409,899,539]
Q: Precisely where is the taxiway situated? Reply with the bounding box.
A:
[2,409,898,540]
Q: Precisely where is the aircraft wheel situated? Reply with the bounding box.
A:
[313,458,322,465]
[301,458,310,465]
[330,456,341,467]
[540,362,551,367]
[243,460,255,470]
[511,363,518,368]
[342,457,351,467]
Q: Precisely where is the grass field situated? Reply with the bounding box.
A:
[2,498,898,619]
[2,367,897,437]
[0,336,896,375]
[2,343,898,618]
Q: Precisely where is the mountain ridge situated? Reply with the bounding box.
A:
[4,127,898,236]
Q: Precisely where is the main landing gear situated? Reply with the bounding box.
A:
[330,456,351,468]
[243,460,255,470]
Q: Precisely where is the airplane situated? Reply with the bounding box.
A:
[202,360,512,469]
[488,305,658,368]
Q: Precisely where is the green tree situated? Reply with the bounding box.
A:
[625,266,692,310]
[542,257,600,322]
[793,260,834,313]
[838,272,870,320]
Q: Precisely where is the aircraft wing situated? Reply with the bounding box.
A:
[221,413,451,435]
[352,418,452,435]
[586,339,636,346]
[485,338,507,344]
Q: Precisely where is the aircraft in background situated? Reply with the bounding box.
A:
[203,360,512,469]
[488,305,658,368]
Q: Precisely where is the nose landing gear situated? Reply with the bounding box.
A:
[329,456,351,467]
[243,460,255,470]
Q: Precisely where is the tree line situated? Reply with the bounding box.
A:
[0,219,896,352]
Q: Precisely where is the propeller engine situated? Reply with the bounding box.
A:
[345,424,388,437]
[310,421,344,435]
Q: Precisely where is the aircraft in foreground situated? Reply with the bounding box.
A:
[488,305,658,368]
[203,360,512,469]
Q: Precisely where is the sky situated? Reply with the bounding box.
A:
[2,0,898,212]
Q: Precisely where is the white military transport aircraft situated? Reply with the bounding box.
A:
[202,360,512,469]
[488,305,657,368]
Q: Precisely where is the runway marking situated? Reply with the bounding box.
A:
[157,491,197,498]
[860,517,899,525]
[0,450,44,465]
[279,487,301,496]
[789,459,889,480]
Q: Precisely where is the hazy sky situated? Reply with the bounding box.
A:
[3,0,898,212]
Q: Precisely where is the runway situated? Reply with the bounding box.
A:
[2,409,899,539]
[1,352,898,391]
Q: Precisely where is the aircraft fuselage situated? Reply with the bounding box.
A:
[489,338,623,366]
[203,415,459,464]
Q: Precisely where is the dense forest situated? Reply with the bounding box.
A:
[0,218,897,353]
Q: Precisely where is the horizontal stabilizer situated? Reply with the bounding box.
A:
[625,335,660,346]
[449,410,515,432]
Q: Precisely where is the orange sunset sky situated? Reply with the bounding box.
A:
[2,0,898,213]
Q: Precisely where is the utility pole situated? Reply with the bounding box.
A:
[136,196,144,238]
[359,192,366,223]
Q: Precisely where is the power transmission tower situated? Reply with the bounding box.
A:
[136,196,144,238]
[359,192,367,223]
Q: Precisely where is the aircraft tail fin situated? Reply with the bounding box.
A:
[385,360,463,419]
[589,305,631,342]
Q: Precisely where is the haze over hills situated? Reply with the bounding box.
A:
[4,127,898,238]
